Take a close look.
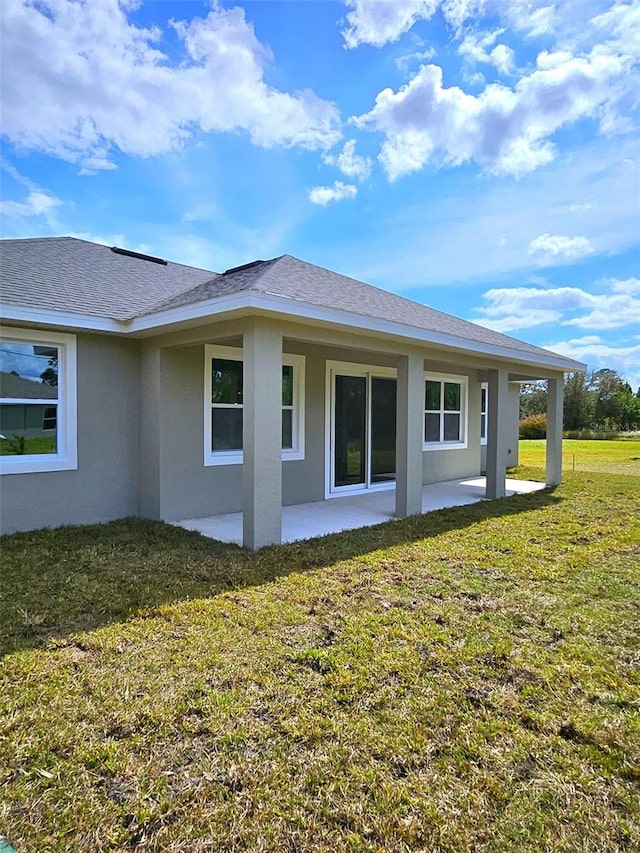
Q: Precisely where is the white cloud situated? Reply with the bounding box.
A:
[473,279,640,333]
[333,138,638,290]
[507,2,558,38]
[459,28,515,74]
[355,42,627,180]
[490,44,516,74]
[322,140,373,181]
[608,277,640,295]
[0,0,341,169]
[528,233,594,263]
[0,190,62,218]
[341,0,487,48]
[475,309,562,332]
[308,181,358,205]
[341,0,439,49]
[568,202,594,212]
[0,159,63,225]
[544,336,640,389]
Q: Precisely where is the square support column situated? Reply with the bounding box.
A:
[242,320,283,549]
[486,368,509,499]
[546,375,564,487]
[395,353,425,518]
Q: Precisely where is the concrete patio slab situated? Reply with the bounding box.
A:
[175,477,546,546]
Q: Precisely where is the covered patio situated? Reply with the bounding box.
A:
[175,476,546,546]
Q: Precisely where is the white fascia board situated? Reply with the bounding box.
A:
[3,292,587,374]
[131,290,584,373]
[1,304,124,333]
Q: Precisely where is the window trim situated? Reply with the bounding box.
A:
[0,326,77,475]
[423,372,468,451]
[204,344,305,467]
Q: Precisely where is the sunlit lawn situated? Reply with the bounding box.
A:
[1,463,639,852]
[518,438,640,475]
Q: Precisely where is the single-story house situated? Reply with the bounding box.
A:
[0,237,585,548]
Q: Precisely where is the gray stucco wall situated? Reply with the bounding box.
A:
[0,334,140,534]
[145,338,489,522]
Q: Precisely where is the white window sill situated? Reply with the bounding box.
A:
[423,441,468,451]
[0,454,78,475]
[205,450,305,466]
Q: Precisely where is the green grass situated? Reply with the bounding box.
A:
[0,435,56,456]
[518,438,640,475]
[1,465,639,851]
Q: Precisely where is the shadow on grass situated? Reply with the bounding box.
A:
[0,482,562,656]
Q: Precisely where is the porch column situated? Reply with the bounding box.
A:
[395,353,424,518]
[486,368,509,499]
[546,375,564,487]
[242,319,283,549]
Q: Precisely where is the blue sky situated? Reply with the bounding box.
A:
[1,0,639,386]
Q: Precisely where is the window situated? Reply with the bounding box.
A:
[424,373,468,449]
[480,383,488,444]
[204,345,305,466]
[0,327,77,474]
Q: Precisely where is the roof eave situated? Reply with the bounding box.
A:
[129,290,586,373]
[1,292,586,374]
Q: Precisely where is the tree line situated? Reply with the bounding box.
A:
[520,369,640,434]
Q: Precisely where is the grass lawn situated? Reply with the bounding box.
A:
[518,438,640,476]
[1,463,639,851]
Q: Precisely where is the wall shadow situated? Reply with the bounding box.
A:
[1,485,562,656]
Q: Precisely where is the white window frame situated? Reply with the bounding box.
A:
[204,345,305,466]
[325,360,397,498]
[480,382,488,445]
[0,326,77,475]
[423,372,468,451]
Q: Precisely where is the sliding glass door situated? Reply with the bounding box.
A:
[330,368,396,493]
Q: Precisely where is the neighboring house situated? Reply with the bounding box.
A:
[0,237,585,547]
[0,370,58,451]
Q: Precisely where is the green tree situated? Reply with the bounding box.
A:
[520,382,547,418]
[591,369,628,430]
[563,372,594,431]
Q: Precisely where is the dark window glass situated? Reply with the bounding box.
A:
[444,413,461,441]
[444,382,461,411]
[425,412,440,442]
[334,375,366,487]
[425,380,440,411]
[371,377,396,483]
[282,409,293,449]
[211,359,243,404]
[42,406,57,431]
[211,408,243,451]
[282,365,293,406]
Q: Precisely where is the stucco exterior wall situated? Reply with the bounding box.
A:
[0,334,140,534]
[1,321,511,534]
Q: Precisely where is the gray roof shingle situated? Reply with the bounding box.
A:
[1,237,576,365]
[147,253,566,362]
[0,237,215,321]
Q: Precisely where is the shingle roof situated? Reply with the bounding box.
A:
[147,253,565,362]
[0,237,577,365]
[0,237,215,321]
[0,371,58,399]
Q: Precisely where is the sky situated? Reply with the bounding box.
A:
[1,0,639,387]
